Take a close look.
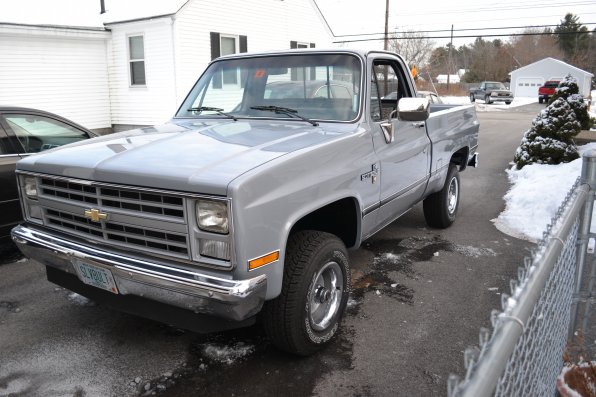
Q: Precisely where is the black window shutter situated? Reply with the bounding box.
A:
[309,43,315,48]
[290,41,298,49]
[239,35,247,53]
[210,32,222,88]
[210,32,220,60]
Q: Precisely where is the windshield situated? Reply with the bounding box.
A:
[485,82,506,90]
[176,54,362,122]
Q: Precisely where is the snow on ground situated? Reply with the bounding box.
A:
[444,90,596,242]
[494,143,596,242]
[442,96,537,111]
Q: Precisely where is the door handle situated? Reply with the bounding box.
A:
[412,122,425,128]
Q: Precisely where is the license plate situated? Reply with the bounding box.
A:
[74,260,119,294]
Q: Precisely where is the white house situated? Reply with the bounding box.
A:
[0,0,333,132]
[436,74,460,84]
[509,58,593,98]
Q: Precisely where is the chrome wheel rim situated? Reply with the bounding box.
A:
[309,261,343,332]
[447,176,459,215]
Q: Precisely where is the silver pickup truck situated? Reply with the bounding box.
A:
[12,49,479,356]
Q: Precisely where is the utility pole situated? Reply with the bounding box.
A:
[447,24,453,91]
[384,0,389,51]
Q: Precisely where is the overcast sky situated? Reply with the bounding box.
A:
[315,0,595,48]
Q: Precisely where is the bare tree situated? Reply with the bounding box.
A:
[388,30,435,68]
[510,28,563,66]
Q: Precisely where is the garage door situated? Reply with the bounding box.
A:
[515,77,544,97]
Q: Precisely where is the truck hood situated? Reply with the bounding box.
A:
[17,119,354,196]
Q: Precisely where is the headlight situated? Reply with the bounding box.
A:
[24,176,38,199]
[196,199,229,234]
[491,92,498,97]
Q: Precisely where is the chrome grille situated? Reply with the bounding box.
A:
[100,187,184,218]
[38,177,190,260]
[41,178,185,220]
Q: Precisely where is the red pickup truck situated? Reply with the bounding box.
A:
[538,80,560,104]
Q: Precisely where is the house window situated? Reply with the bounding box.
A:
[221,35,238,84]
[210,32,247,89]
[128,35,146,86]
[290,42,316,81]
[290,41,315,49]
[210,32,247,59]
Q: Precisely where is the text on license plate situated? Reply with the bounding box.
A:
[74,261,119,294]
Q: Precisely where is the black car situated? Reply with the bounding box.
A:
[0,107,95,241]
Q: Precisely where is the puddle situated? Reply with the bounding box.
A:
[143,325,354,397]
[0,301,20,313]
[349,235,497,310]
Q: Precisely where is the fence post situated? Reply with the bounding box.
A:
[570,150,596,338]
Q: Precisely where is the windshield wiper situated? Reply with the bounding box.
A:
[250,106,319,127]
[187,106,237,121]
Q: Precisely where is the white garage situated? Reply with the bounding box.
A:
[509,57,593,98]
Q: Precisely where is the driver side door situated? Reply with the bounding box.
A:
[369,57,431,227]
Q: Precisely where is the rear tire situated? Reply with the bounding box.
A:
[262,231,349,356]
[505,101,511,105]
[423,165,460,229]
[469,93,475,103]
[538,97,543,104]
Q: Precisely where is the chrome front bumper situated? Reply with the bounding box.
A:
[11,224,267,322]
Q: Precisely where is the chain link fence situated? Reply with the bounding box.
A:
[447,151,596,397]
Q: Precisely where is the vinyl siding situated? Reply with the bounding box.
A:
[107,18,177,126]
[0,30,111,129]
[173,0,333,104]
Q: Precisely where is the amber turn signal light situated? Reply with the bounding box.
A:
[248,250,280,271]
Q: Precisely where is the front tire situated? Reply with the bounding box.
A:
[469,93,475,102]
[485,95,492,104]
[262,231,349,356]
[423,165,460,228]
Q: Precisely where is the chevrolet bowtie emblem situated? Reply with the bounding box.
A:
[84,208,108,222]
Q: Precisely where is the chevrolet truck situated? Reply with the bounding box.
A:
[469,81,513,105]
[12,49,479,356]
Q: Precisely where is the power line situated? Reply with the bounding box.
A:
[333,30,593,44]
[393,1,594,17]
[333,23,596,37]
[396,12,596,31]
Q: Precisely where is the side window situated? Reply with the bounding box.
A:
[128,35,146,86]
[4,114,88,153]
[371,60,411,121]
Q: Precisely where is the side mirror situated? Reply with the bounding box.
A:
[397,97,430,122]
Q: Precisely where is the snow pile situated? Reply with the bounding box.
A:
[495,143,596,242]
[67,292,95,306]
[201,342,254,364]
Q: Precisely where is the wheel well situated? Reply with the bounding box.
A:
[290,198,358,249]
[451,147,469,171]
